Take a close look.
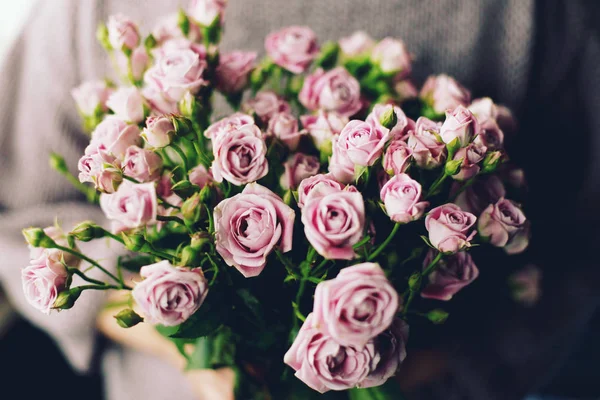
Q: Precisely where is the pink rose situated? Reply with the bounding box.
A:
[439,105,480,147]
[407,117,446,169]
[335,120,391,167]
[421,250,479,301]
[280,153,320,190]
[22,253,69,314]
[339,31,375,56]
[328,135,356,184]
[383,140,412,175]
[107,14,140,51]
[210,123,268,185]
[188,0,227,26]
[151,38,207,61]
[204,112,254,145]
[71,80,113,116]
[420,74,471,114]
[380,174,428,223]
[452,141,487,181]
[267,112,304,151]
[366,104,409,140]
[242,91,290,123]
[28,226,80,268]
[131,47,150,81]
[142,115,175,148]
[299,67,362,117]
[313,262,399,347]
[214,183,295,277]
[302,186,365,259]
[78,143,122,193]
[265,26,319,74]
[300,111,348,153]
[394,79,418,102]
[474,118,504,150]
[106,87,146,124]
[453,174,506,216]
[90,117,141,160]
[132,260,208,326]
[189,164,214,188]
[371,37,412,77]
[156,173,183,207]
[478,198,530,254]
[142,87,179,115]
[425,204,477,253]
[216,51,257,93]
[152,13,202,44]
[468,97,516,137]
[100,182,158,229]
[123,146,163,182]
[296,174,344,208]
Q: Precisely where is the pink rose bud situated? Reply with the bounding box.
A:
[100,182,158,229]
[451,141,487,181]
[299,67,362,117]
[265,26,319,74]
[189,164,214,188]
[339,31,375,56]
[336,120,391,167]
[90,117,142,159]
[107,14,140,51]
[188,0,227,26]
[383,140,412,175]
[204,112,255,145]
[313,262,400,348]
[380,174,429,223]
[453,174,506,216]
[22,253,69,314]
[280,153,320,190]
[71,80,113,116]
[122,146,163,182]
[366,104,409,140]
[425,204,477,253]
[132,260,208,326]
[421,250,479,301]
[106,87,146,124]
[242,91,290,123]
[78,143,122,193]
[28,226,80,268]
[478,198,530,254]
[371,37,412,78]
[440,105,480,147]
[216,51,257,93]
[130,47,150,81]
[510,264,542,306]
[301,186,365,259]
[210,123,268,186]
[214,183,295,277]
[300,111,348,154]
[394,79,418,102]
[408,117,447,169]
[267,112,304,151]
[296,174,344,208]
[142,115,175,148]
[328,135,357,184]
[420,74,471,115]
[152,13,202,44]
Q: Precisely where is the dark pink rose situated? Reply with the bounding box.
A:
[299,67,362,117]
[339,31,374,56]
[242,91,291,123]
[142,115,175,148]
[204,112,255,146]
[71,80,113,116]
[100,182,158,229]
[383,140,412,175]
[107,14,140,51]
[478,198,530,254]
[265,26,319,74]
[425,204,477,253]
[132,260,208,326]
[371,37,412,78]
[407,117,446,169]
[300,111,348,153]
[90,117,142,159]
[267,112,304,151]
[440,105,480,147]
[78,143,122,193]
[188,0,227,26]
[280,153,320,190]
[336,120,391,167]
[22,253,69,314]
[421,250,479,301]
[420,74,471,114]
[296,174,344,208]
[216,51,257,93]
[453,174,506,216]
[452,141,487,181]
[380,174,428,223]
[122,146,163,182]
[313,262,400,347]
[214,183,295,277]
[366,104,409,140]
[106,87,146,124]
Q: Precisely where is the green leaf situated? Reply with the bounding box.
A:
[420,235,434,248]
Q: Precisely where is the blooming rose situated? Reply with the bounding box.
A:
[107,14,140,51]
[328,135,356,184]
[216,51,257,93]
[100,182,158,229]
[421,250,479,301]
[335,120,391,167]
[469,97,516,136]
[383,140,412,175]
[474,118,504,150]
[300,111,348,153]
[122,146,163,182]
[242,91,290,123]
[189,164,214,188]
[132,260,208,326]
[142,87,179,115]
[78,143,122,193]
[420,74,471,114]
[280,153,320,190]
[106,87,146,124]
[425,204,477,253]
[366,104,409,140]
[142,115,175,148]
[453,174,506,216]
[214,183,295,277]
[380,174,428,223]
[407,117,446,169]
[439,105,480,147]
[22,254,69,314]
[371,37,412,77]
[296,174,344,208]
[152,13,202,44]
[90,117,141,159]
[188,0,227,26]
[339,31,374,56]
[151,38,207,61]
[478,198,530,254]
[302,186,365,259]
[299,67,362,117]
[210,123,268,185]
[265,26,319,74]
[452,141,487,181]
[313,262,399,347]
[204,112,254,145]
[267,112,304,151]
[71,80,113,116]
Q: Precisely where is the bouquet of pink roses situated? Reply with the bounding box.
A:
[21,1,530,398]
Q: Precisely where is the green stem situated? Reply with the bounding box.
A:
[275,249,297,279]
[368,223,401,261]
[422,251,444,276]
[76,284,125,291]
[425,172,448,199]
[59,170,99,203]
[402,252,443,316]
[156,215,191,233]
[68,268,106,286]
[171,143,190,177]
[55,245,121,285]
[204,204,214,233]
